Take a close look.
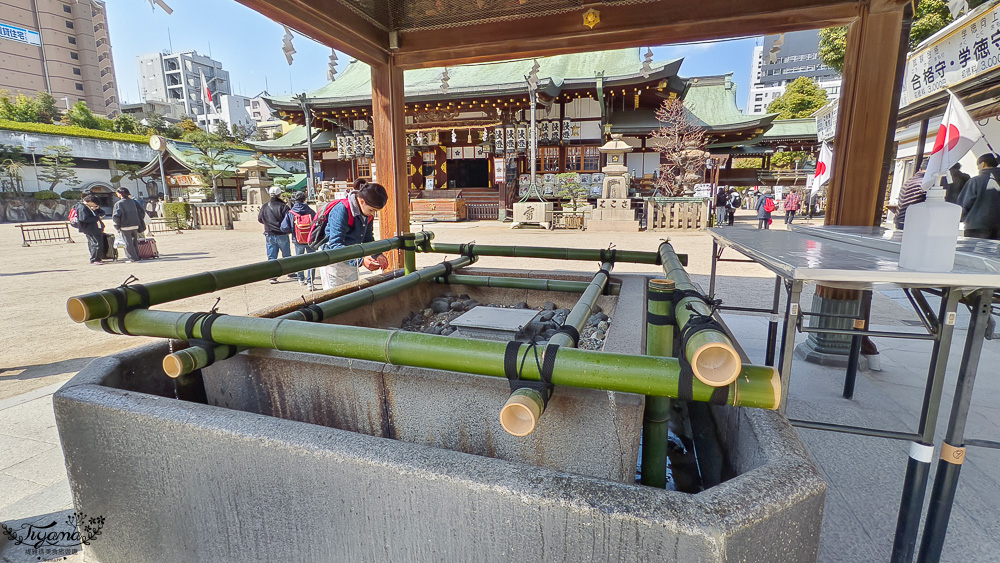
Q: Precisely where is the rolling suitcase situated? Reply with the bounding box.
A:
[102,233,117,261]
[137,237,159,259]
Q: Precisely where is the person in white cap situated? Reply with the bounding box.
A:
[258,186,294,284]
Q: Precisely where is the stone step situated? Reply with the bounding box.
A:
[232,220,262,232]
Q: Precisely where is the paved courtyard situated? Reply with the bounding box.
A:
[0,211,997,562]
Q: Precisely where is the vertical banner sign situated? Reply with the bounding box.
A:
[505,126,516,153]
[562,118,572,142]
[539,121,549,143]
[494,127,505,154]
[903,3,1000,104]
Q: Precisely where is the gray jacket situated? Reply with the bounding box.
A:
[959,168,1000,231]
[112,197,146,230]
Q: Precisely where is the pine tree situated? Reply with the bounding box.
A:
[37,145,78,191]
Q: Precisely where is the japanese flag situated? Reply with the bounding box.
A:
[199,70,213,107]
[922,92,982,188]
[812,142,832,193]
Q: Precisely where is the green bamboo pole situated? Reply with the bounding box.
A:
[424,242,682,266]
[642,278,675,488]
[432,274,622,296]
[401,233,417,275]
[499,261,613,436]
[657,241,741,387]
[89,309,781,409]
[66,232,433,323]
[162,256,475,378]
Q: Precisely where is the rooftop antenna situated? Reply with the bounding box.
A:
[167,27,172,53]
[289,69,293,93]
[208,41,212,58]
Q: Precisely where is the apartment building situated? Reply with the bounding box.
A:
[746,30,841,115]
[0,0,121,116]
[138,50,231,118]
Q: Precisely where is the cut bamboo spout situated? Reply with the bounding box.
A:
[658,241,741,387]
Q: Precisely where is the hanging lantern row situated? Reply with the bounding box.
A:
[334,131,375,160]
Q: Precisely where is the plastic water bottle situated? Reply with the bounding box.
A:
[898,187,962,272]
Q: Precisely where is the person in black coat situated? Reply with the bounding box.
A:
[944,162,970,204]
[76,195,106,265]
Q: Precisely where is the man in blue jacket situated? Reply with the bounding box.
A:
[112,187,146,262]
[320,180,389,289]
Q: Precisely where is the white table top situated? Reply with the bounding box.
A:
[708,226,1000,290]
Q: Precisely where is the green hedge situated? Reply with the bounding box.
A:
[0,120,150,143]
[61,189,83,200]
[33,190,59,200]
[163,201,191,228]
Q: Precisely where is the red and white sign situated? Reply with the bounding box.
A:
[922,91,983,188]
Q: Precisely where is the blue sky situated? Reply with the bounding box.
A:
[108,1,759,109]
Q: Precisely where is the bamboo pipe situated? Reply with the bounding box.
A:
[424,242,680,266]
[162,256,476,378]
[401,232,417,275]
[499,262,613,436]
[432,274,622,296]
[642,278,675,488]
[66,232,433,323]
[90,309,781,410]
[657,242,741,387]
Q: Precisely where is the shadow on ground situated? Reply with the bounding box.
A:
[0,359,95,382]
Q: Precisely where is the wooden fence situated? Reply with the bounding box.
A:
[644,197,709,231]
[190,203,243,230]
[466,203,499,221]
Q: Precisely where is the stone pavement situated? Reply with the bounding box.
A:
[1,216,998,561]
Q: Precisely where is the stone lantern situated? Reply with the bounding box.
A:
[238,159,274,209]
[589,134,639,232]
[598,134,632,198]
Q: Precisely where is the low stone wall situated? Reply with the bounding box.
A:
[53,273,826,562]
[0,197,74,223]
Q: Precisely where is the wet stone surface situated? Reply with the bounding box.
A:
[399,293,611,349]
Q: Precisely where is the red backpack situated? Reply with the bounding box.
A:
[306,198,354,250]
[68,206,80,228]
[288,210,315,244]
[764,197,776,213]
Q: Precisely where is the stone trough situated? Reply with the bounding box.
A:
[54,269,826,562]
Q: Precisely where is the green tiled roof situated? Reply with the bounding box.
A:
[761,118,818,140]
[683,75,775,131]
[138,139,293,177]
[267,49,680,108]
[248,128,338,152]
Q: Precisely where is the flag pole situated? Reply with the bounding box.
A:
[946,88,997,155]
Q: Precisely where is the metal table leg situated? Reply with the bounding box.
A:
[765,275,782,366]
[890,287,961,563]
[843,290,873,399]
[776,279,802,415]
[709,240,719,300]
[917,289,995,563]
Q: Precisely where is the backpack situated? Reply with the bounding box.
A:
[307,198,354,250]
[68,205,80,229]
[732,194,742,208]
[764,197,776,213]
[289,210,315,244]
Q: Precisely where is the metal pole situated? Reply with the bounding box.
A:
[842,290,872,399]
[708,240,719,300]
[917,289,994,563]
[891,287,961,563]
[157,151,170,203]
[529,84,537,187]
[765,275,781,366]
[298,93,316,201]
[776,279,802,414]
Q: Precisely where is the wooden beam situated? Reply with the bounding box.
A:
[234,0,389,67]
[825,4,907,226]
[394,0,859,69]
[371,57,409,268]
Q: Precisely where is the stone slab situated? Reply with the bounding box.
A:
[587,219,641,232]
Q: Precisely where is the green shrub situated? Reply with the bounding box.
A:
[33,190,59,200]
[163,201,191,228]
[0,191,24,200]
[0,119,149,143]
[61,189,83,199]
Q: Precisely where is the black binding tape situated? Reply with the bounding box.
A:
[599,248,617,264]
[552,326,579,347]
[646,311,673,326]
[675,310,728,403]
[504,340,555,407]
[302,304,325,323]
[647,290,672,302]
[458,242,476,258]
[441,261,454,282]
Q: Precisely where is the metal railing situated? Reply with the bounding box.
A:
[148,216,184,234]
[18,222,75,247]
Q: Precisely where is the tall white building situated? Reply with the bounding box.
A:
[138,50,231,118]
[746,31,841,115]
[195,93,254,132]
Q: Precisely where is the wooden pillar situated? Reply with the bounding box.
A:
[371,57,408,268]
[825,3,908,226]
